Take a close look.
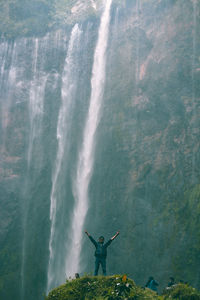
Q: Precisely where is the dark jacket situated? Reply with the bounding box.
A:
[146,278,159,291]
[89,236,112,258]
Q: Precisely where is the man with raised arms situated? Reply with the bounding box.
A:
[85,230,120,276]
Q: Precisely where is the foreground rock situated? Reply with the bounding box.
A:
[45,275,200,300]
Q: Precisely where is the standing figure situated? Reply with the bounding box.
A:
[145,276,159,292]
[85,230,119,276]
[167,277,175,287]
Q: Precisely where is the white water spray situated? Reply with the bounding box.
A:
[47,24,82,292]
[0,42,18,150]
[135,0,141,86]
[0,41,9,90]
[64,0,113,277]
[192,0,197,103]
[21,32,64,299]
[27,38,48,167]
[191,0,197,183]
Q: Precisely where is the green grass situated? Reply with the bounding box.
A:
[45,275,159,300]
[45,274,200,300]
[162,283,200,300]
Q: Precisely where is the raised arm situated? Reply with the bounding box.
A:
[85,230,97,247]
[111,231,120,241]
[104,231,120,248]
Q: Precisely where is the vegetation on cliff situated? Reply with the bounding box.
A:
[0,0,97,38]
[45,275,200,300]
[0,0,53,37]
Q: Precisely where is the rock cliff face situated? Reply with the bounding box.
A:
[0,0,200,299]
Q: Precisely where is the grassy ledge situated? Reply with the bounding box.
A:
[45,275,200,300]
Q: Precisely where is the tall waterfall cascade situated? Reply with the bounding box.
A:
[64,0,113,278]
[20,31,67,300]
[28,38,47,167]
[191,0,198,182]
[47,24,82,292]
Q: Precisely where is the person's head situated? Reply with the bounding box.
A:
[149,276,153,280]
[179,280,184,284]
[148,276,154,282]
[98,236,104,244]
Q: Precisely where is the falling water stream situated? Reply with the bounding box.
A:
[47,24,82,292]
[135,0,141,87]
[191,0,197,183]
[64,0,113,277]
[21,32,65,299]
[1,42,18,150]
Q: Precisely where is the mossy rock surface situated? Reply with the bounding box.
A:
[46,276,200,300]
[162,283,200,300]
[45,275,159,300]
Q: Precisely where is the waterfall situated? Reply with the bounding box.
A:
[0,40,9,91]
[47,24,82,292]
[64,0,113,277]
[0,41,18,150]
[27,38,49,167]
[135,0,141,87]
[192,0,197,109]
[191,0,197,183]
[27,31,63,168]
[21,31,64,300]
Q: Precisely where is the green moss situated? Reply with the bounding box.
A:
[45,275,159,300]
[151,185,199,281]
[163,283,200,300]
[46,276,200,300]
[0,0,53,38]
[0,0,98,38]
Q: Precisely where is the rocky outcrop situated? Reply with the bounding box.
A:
[45,275,200,300]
